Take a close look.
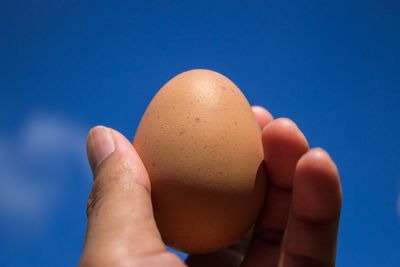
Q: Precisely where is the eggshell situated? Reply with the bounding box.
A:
[133,69,266,254]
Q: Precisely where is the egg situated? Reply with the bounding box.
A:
[133,69,266,254]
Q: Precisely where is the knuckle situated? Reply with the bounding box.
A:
[86,151,150,218]
[85,177,116,218]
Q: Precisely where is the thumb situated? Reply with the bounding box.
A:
[80,126,166,266]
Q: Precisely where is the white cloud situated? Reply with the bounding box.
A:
[0,111,90,240]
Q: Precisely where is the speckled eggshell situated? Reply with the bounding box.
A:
[133,69,266,254]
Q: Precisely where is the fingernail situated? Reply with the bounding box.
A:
[87,126,115,173]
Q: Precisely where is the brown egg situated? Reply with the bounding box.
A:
[133,69,266,254]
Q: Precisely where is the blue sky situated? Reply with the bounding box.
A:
[1,1,399,266]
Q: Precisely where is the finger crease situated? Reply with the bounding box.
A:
[292,212,339,225]
[255,228,284,247]
[284,251,334,267]
[268,182,293,193]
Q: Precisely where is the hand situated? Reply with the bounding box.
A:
[79,106,342,267]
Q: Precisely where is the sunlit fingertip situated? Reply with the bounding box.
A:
[296,148,339,178]
[252,105,273,129]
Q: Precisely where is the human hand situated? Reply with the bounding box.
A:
[79,106,342,267]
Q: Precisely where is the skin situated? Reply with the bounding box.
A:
[79,105,342,267]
